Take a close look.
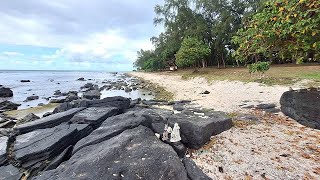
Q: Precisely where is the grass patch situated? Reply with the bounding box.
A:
[174,64,320,86]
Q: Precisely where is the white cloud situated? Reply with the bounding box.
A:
[46,30,154,65]
[1,51,24,57]
[0,0,163,70]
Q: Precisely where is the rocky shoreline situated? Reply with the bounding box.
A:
[0,96,232,179]
[0,74,160,128]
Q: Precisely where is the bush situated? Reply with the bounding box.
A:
[248,61,270,76]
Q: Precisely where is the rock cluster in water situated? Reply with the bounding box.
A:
[0,96,232,179]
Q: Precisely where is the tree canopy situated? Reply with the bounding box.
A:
[175,37,210,68]
[233,0,320,64]
[134,0,319,71]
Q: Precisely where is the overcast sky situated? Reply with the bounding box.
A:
[0,0,162,71]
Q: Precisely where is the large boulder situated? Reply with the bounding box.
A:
[0,101,20,111]
[34,126,189,180]
[73,110,152,154]
[0,87,13,97]
[0,136,8,166]
[14,124,90,168]
[14,108,85,134]
[168,111,232,149]
[69,107,119,128]
[280,89,320,129]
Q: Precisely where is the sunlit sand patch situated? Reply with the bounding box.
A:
[4,103,58,119]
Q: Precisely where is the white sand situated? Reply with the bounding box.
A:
[129,72,320,179]
[129,72,290,112]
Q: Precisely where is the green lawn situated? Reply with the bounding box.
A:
[172,64,320,86]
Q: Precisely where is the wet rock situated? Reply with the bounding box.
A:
[69,107,119,128]
[82,90,101,100]
[24,95,39,102]
[16,113,40,125]
[182,157,211,180]
[125,87,132,92]
[14,124,90,168]
[42,112,53,118]
[14,108,85,134]
[38,103,45,106]
[35,126,188,180]
[0,165,21,180]
[0,136,8,166]
[0,101,20,111]
[77,77,85,81]
[280,89,320,129]
[168,111,232,149]
[20,80,31,82]
[80,83,98,91]
[0,87,13,97]
[50,98,65,103]
[53,90,61,96]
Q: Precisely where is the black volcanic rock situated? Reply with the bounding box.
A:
[183,157,212,180]
[16,113,40,125]
[53,96,130,114]
[14,108,85,134]
[0,165,21,180]
[0,87,13,97]
[69,107,119,128]
[24,95,39,102]
[14,124,90,168]
[168,111,232,149]
[82,90,101,100]
[35,126,189,180]
[280,89,320,129]
[0,136,8,166]
[0,101,20,111]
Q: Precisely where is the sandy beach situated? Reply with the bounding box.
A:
[129,72,320,179]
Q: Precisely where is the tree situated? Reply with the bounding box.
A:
[134,49,164,71]
[233,0,320,64]
[175,37,210,68]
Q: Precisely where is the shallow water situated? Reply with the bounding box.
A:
[0,70,153,110]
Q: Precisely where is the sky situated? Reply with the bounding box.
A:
[0,0,163,71]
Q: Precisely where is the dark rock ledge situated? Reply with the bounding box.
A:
[0,96,232,180]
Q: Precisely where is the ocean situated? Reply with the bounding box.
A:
[0,70,153,110]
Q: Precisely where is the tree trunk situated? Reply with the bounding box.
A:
[201,59,206,68]
[222,53,226,68]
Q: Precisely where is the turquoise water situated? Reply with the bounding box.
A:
[0,70,152,109]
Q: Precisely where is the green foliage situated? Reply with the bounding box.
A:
[233,0,320,63]
[134,49,164,71]
[248,61,271,74]
[175,37,210,68]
